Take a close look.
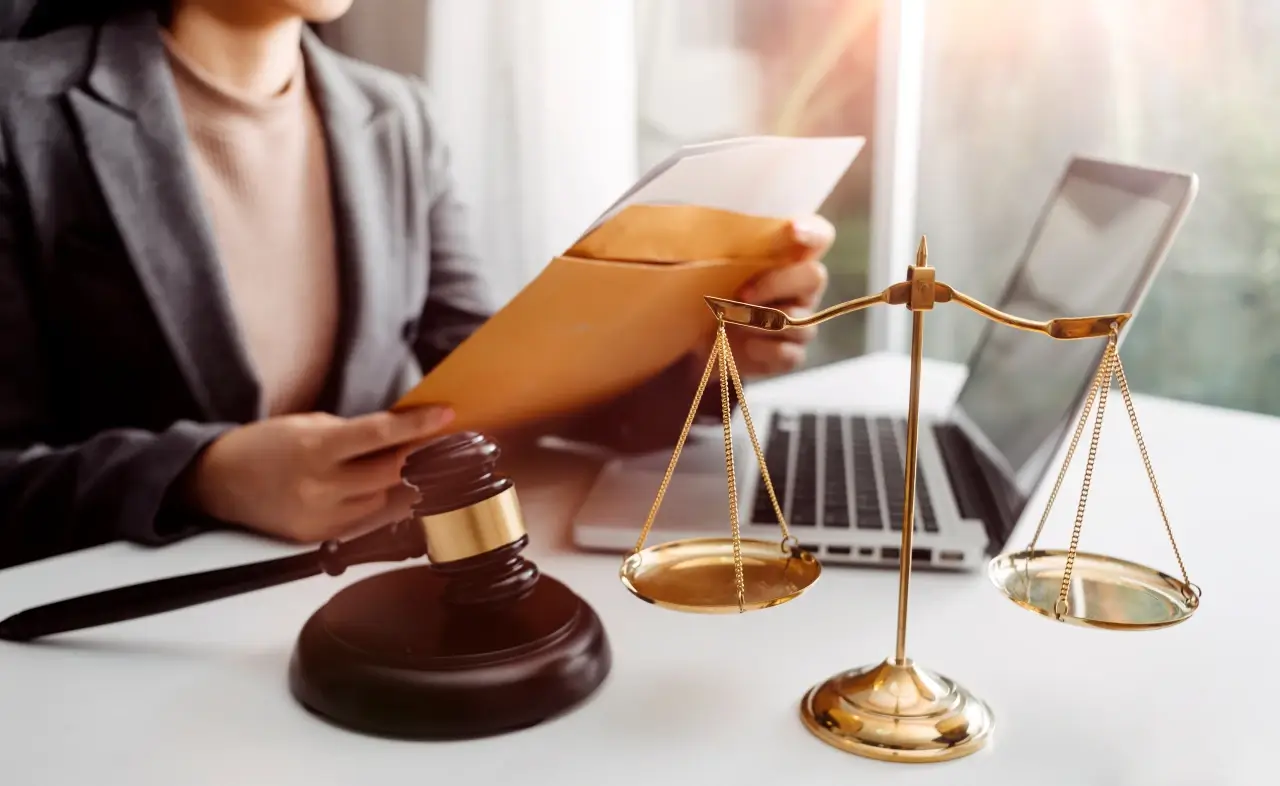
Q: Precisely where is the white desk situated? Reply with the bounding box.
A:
[0,355,1267,785]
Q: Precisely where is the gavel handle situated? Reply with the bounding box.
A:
[0,519,427,643]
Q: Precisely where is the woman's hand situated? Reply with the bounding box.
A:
[183,407,455,542]
[718,214,835,379]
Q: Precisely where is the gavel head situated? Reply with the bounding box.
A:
[292,433,610,740]
[399,432,536,604]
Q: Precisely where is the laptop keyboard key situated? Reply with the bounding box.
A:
[752,496,780,525]
[751,413,789,525]
[747,409,946,539]
[790,415,818,526]
[877,419,909,530]
[917,475,938,532]
[822,416,850,528]
[823,506,850,528]
[850,417,881,530]
[791,502,817,527]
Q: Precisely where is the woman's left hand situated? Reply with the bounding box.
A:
[724,214,835,378]
[581,215,836,453]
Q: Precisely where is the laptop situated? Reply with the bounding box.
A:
[571,156,1198,571]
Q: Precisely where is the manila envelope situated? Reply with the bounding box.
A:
[393,203,799,431]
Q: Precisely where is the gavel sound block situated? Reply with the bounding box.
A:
[290,432,612,738]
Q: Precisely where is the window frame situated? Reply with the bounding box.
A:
[866,0,926,355]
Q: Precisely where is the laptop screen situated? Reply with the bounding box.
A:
[951,159,1194,510]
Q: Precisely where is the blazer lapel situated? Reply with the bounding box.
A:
[67,14,260,422]
[303,32,401,417]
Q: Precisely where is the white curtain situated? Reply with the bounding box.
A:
[323,0,640,305]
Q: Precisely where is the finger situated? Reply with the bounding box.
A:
[741,337,806,375]
[743,338,805,375]
[324,406,454,461]
[313,491,391,541]
[738,261,828,306]
[329,450,411,496]
[380,483,417,520]
[781,214,836,262]
[345,437,437,476]
[340,490,391,520]
[331,436,437,499]
[727,325,815,350]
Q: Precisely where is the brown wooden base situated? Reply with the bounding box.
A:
[288,565,611,739]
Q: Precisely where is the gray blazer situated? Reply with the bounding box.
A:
[0,13,500,566]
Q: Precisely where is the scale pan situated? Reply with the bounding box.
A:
[620,537,820,614]
[988,549,1199,630]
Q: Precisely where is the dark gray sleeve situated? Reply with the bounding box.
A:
[408,87,495,374]
[0,125,232,569]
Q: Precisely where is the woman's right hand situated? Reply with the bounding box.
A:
[184,406,455,542]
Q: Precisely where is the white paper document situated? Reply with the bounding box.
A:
[585,135,865,235]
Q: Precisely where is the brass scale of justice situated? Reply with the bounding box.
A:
[617,237,1202,763]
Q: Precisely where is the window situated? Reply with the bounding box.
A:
[639,0,1280,416]
[917,0,1280,415]
[337,1,1278,415]
[636,0,882,367]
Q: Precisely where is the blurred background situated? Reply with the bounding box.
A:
[323,0,1280,417]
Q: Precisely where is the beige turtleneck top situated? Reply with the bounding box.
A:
[163,33,340,416]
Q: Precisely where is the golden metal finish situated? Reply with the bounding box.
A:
[940,286,1130,339]
[705,284,1128,340]
[705,285,905,330]
[796,243,994,762]
[623,321,814,612]
[988,550,1198,630]
[620,537,821,614]
[799,658,994,763]
[627,233,1200,763]
[894,260,929,664]
[419,486,525,563]
[994,324,1199,624]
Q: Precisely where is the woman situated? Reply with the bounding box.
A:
[0,0,832,568]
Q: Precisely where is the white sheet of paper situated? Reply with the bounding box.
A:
[584,135,865,236]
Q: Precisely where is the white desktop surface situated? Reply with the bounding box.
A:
[0,354,1265,785]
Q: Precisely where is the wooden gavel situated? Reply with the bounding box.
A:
[0,432,612,740]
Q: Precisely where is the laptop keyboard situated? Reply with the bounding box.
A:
[749,413,938,534]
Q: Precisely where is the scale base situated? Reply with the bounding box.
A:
[289,565,610,739]
[799,658,993,763]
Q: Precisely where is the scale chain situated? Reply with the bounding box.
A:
[1112,342,1196,599]
[1056,341,1116,617]
[721,325,793,545]
[1026,335,1115,555]
[1048,323,1199,617]
[628,319,799,612]
[716,325,748,612]
[630,336,722,555]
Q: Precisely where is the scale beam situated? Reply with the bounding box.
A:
[705,286,1130,340]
